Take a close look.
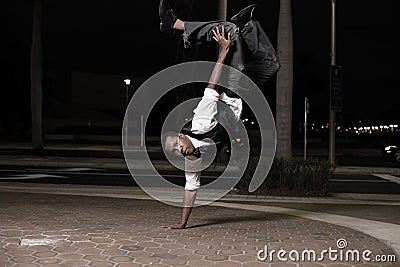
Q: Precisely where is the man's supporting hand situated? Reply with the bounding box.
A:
[161,190,197,229]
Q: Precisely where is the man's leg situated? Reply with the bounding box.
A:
[239,20,280,85]
[158,0,246,95]
[159,1,237,45]
[172,19,184,31]
[178,20,246,97]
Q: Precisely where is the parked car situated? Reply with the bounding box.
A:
[382,144,400,162]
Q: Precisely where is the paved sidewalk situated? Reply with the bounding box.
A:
[0,183,399,267]
[1,141,399,266]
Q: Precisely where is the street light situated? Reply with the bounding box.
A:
[123,78,131,149]
[123,78,131,107]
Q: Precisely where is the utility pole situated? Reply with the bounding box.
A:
[217,0,227,20]
[31,0,43,151]
[329,0,336,165]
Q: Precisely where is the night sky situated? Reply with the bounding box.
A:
[1,0,399,139]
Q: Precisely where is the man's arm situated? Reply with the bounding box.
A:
[208,26,231,90]
[190,26,232,135]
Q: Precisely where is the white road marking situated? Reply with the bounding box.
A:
[52,168,103,172]
[373,174,400,185]
[0,174,67,180]
[0,170,231,179]
[36,170,129,176]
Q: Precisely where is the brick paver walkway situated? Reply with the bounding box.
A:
[0,192,398,266]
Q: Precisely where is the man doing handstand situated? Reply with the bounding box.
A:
[161,26,242,229]
[159,1,279,229]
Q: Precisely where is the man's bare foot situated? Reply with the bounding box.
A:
[161,223,186,229]
[173,19,184,31]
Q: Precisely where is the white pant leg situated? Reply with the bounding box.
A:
[184,171,201,190]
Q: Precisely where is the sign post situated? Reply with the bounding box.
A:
[330,65,343,112]
[304,97,309,160]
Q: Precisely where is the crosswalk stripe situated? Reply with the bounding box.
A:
[0,174,67,180]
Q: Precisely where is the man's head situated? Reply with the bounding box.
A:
[162,131,197,157]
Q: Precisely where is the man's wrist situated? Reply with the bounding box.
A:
[218,49,229,62]
[220,47,229,56]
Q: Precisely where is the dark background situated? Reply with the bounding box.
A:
[1,0,398,141]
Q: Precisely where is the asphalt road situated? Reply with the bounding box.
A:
[0,166,399,194]
[337,155,400,168]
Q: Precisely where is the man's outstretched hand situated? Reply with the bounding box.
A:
[212,26,231,53]
[208,26,232,90]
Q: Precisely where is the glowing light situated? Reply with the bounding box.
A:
[123,78,131,85]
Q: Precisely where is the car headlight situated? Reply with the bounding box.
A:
[385,146,398,151]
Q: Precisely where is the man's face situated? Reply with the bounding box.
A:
[165,133,196,157]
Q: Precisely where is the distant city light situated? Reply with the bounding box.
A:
[302,121,400,136]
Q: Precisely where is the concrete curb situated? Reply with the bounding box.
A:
[334,166,400,175]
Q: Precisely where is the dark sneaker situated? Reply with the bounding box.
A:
[230,4,258,28]
[159,0,177,34]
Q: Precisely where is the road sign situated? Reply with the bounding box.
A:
[330,65,343,111]
[305,97,309,114]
